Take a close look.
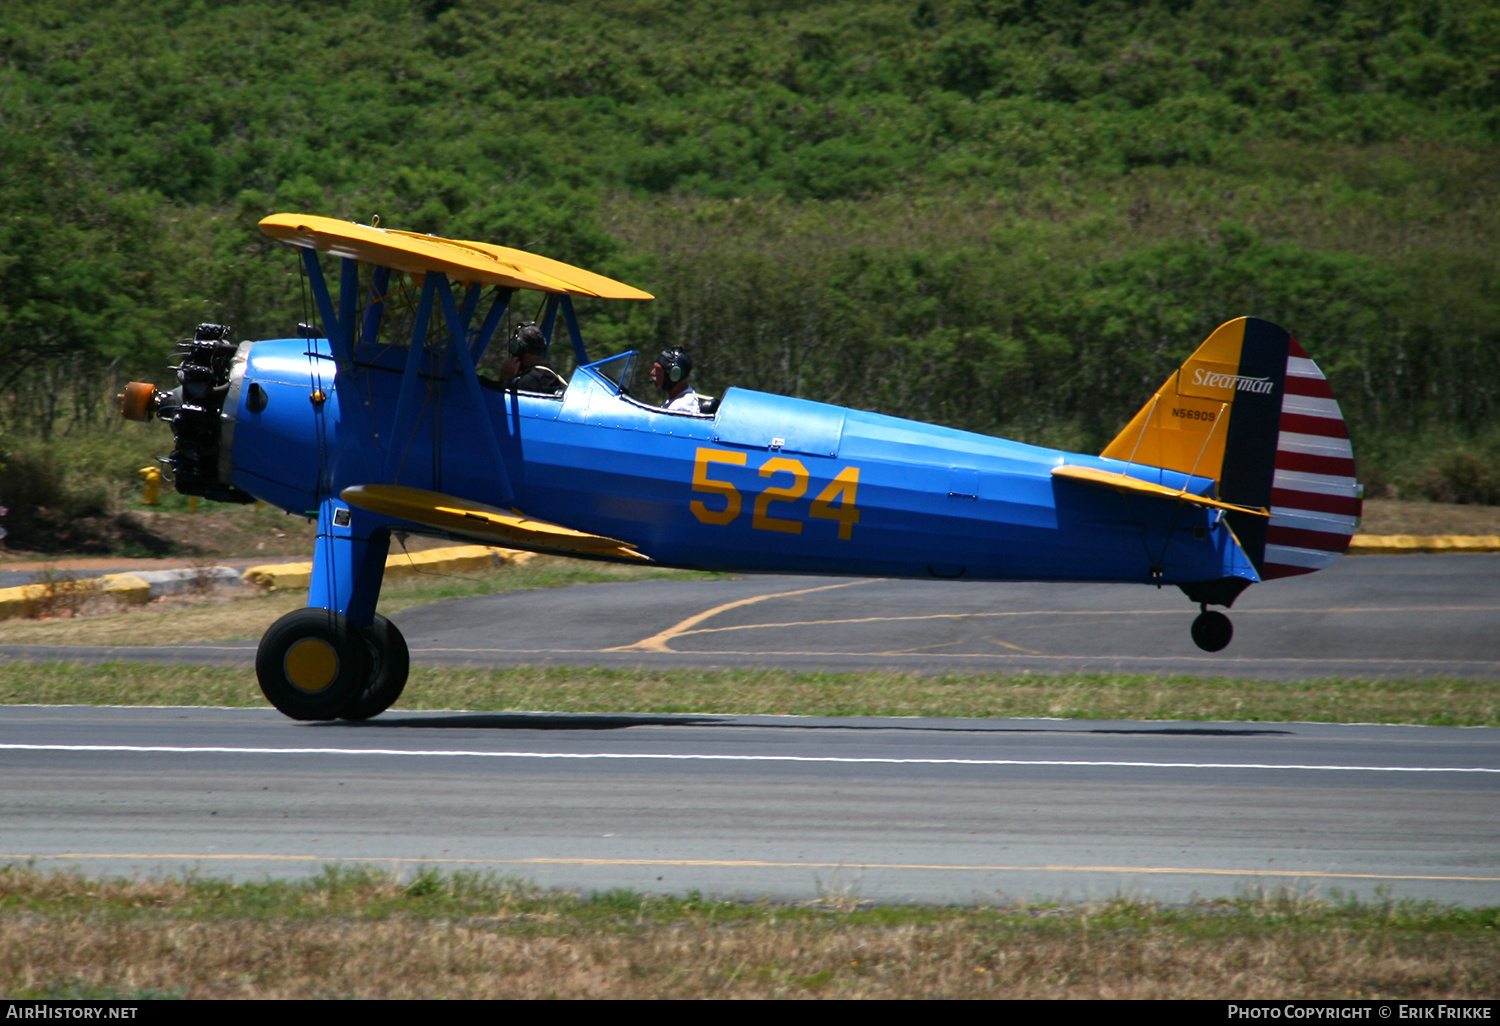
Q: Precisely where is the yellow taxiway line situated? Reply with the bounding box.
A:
[605,578,877,652]
[6,852,1499,884]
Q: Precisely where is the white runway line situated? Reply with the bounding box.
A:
[2,743,1496,774]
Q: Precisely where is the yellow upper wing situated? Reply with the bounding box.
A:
[259,213,653,300]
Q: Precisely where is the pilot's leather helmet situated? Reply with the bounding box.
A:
[657,347,692,383]
[509,322,548,356]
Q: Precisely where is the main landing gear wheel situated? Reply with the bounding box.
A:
[1191,608,1234,652]
[340,614,410,721]
[256,608,371,720]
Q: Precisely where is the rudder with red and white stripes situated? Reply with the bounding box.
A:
[1262,340,1362,579]
[1100,316,1362,587]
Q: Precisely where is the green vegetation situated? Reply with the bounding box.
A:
[3,0,1499,548]
[2,662,1495,727]
[0,425,182,551]
[2,866,1495,997]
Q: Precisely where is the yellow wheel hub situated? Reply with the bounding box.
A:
[284,637,339,693]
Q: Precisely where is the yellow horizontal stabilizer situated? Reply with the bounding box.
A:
[259,214,654,300]
[340,484,650,561]
[1051,465,1270,518]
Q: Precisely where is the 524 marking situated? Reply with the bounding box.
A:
[690,447,861,540]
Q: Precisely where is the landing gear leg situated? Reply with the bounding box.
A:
[257,498,401,721]
[340,614,410,721]
[1190,604,1233,652]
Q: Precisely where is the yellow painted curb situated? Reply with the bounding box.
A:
[0,584,48,619]
[239,563,309,591]
[242,545,533,591]
[98,573,152,606]
[385,544,529,581]
[0,575,132,619]
[1347,534,1500,555]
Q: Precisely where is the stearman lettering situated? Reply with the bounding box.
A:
[1193,367,1275,394]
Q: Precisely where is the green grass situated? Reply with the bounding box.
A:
[2,862,1490,932]
[2,865,1495,998]
[1,663,1495,726]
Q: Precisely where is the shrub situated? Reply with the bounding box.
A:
[1418,450,1500,506]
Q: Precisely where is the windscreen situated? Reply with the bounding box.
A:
[586,351,638,395]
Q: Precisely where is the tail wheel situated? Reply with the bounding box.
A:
[340,614,410,722]
[1191,609,1234,652]
[256,608,371,720]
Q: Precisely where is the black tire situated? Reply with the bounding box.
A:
[1190,610,1234,652]
[340,614,411,721]
[256,608,371,720]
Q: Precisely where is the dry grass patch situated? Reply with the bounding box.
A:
[1359,500,1500,536]
[1,867,1494,999]
[0,663,1495,726]
[0,591,305,647]
[0,556,719,646]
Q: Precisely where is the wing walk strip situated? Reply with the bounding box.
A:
[3,745,1494,774]
[4,853,1496,883]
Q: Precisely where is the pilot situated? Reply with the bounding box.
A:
[497,322,566,395]
[651,347,700,413]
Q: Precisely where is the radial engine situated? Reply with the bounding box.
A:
[120,323,254,504]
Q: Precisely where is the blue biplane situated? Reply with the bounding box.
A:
[122,214,1362,721]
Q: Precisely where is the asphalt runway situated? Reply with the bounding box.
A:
[2,555,1496,905]
[394,553,1500,678]
[7,554,1495,678]
[3,705,1497,905]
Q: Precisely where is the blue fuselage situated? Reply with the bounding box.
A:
[225,338,1257,586]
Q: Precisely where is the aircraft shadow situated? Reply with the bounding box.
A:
[317,712,1291,737]
[680,723,1296,737]
[318,713,726,731]
[1079,727,1294,737]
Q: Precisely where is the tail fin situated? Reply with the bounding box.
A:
[1102,317,1362,580]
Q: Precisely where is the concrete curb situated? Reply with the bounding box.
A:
[240,545,534,592]
[1347,534,1500,555]
[99,573,153,606]
[0,545,534,619]
[0,572,155,619]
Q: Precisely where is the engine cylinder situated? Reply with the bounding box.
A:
[157,323,254,504]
